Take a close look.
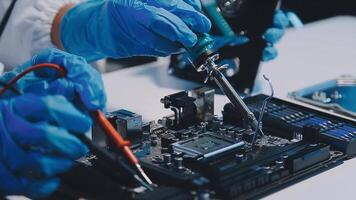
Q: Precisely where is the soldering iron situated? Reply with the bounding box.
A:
[186,33,260,132]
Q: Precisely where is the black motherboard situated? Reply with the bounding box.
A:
[53,87,356,200]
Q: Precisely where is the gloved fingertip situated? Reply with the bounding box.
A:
[80,144,90,158]
[66,136,89,159]
[274,10,290,28]
[179,14,211,34]
[187,0,202,11]
[182,33,198,48]
[82,97,107,112]
[30,48,59,65]
[25,178,60,199]
[30,153,75,177]
[264,28,285,44]
[197,13,212,33]
[68,143,89,160]
[262,47,278,62]
[286,11,304,28]
[232,36,250,45]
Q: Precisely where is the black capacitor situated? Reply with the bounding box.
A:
[161,133,176,148]
[172,151,183,158]
[211,119,221,131]
[228,130,235,138]
[302,124,322,143]
[142,132,150,141]
[243,130,255,143]
[174,157,183,170]
[235,132,244,139]
[222,103,244,126]
[219,127,227,135]
[236,154,244,162]
[163,153,172,165]
[275,159,284,167]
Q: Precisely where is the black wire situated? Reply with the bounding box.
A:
[0,80,21,96]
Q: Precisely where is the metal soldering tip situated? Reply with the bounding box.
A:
[136,164,153,186]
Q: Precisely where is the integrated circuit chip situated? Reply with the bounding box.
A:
[172,133,244,158]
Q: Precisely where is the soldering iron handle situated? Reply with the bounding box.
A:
[211,69,258,129]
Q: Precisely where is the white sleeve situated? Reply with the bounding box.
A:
[0,0,81,69]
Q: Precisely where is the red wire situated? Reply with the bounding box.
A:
[0,63,66,96]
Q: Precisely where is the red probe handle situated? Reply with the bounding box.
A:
[95,110,139,164]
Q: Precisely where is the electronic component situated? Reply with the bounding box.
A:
[185,33,259,133]
[160,87,216,129]
[172,133,244,158]
[160,91,197,128]
[58,88,355,200]
[110,109,143,148]
[243,95,356,157]
[191,86,215,122]
[93,109,143,148]
[289,75,356,118]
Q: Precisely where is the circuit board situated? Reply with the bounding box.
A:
[53,87,356,200]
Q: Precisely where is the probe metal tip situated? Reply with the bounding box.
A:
[133,175,154,191]
[136,164,153,186]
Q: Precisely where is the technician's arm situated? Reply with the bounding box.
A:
[0,0,80,68]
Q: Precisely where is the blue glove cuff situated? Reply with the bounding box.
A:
[61,1,107,62]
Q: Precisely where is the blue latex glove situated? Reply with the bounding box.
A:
[0,94,91,198]
[262,10,291,62]
[211,10,290,62]
[61,0,212,61]
[0,48,106,111]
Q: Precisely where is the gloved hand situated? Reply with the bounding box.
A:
[0,48,106,111]
[211,10,290,62]
[0,94,91,198]
[262,10,291,62]
[60,0,212,61]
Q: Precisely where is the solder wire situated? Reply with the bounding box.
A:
[252,75,274,145]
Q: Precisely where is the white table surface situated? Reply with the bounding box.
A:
[103,16,356,200]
